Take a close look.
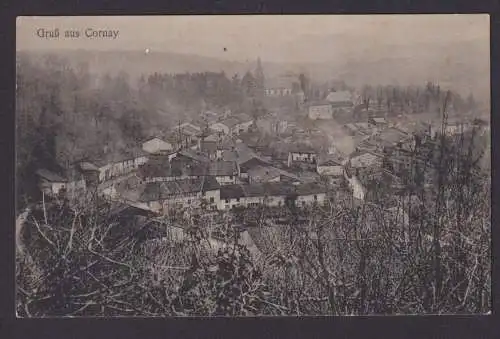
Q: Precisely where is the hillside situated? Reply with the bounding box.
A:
[17,39,490,104]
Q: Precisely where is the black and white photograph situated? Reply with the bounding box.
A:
[15,15,491,317]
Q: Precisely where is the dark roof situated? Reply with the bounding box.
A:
[294,182,328,195]
[138,161,173,178]
[202,176,222,191]
[35,169,67,182]
[178,150,211,163]
[86,147,149,168]
[189,161,237,176]
[220,184,246,199]
[317,156,343,167]
[378,128,410,146]
[209,161,237,176]
[247,165,282,182]
[240,157,271,172]
[138,178,218,202]
[288,144,317,154]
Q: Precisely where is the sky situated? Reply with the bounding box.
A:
[16,15,489,64]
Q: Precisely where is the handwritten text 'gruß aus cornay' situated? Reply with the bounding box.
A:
[36,28,120,40]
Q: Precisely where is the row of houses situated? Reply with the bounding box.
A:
[114,174,328,214]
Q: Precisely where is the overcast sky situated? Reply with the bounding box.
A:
[16,15,489,63]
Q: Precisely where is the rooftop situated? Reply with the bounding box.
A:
[85,147,149,168]
[220,182,327,200]
[138,177,220,202]
[178,150,211,163]
[247,165,283,182]
[317,155,343,167]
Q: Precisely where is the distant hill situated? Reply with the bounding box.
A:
[18,40,490,104]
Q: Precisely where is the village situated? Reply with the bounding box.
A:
[34,70,489,229]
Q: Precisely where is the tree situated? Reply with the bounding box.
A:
[254,57,265,98]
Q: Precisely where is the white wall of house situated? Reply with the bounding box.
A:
[144,189,221,214]
[142,138,173,154]
[317,165,343,176]
[308,105,333,120]
[202,189,220,210]
[134,156,149,168]
[50,181,66,195]
[215,175,236,185]
[288,152,317,166]
[265,88,292,96]
[249,175,280,184]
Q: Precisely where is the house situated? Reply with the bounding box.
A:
[316,155,344,177]
[287,144,318,167]
[35,168,86,197]
[189,161,239,185]
[142,137,174,155]
[211,115,254,136]
[325,90,354,110]
[308,101,333,120]
[218,182,327,210]
[80,148,149,183]
[294,183,328,208]
[347,150,382,169]
[137,177,221,213]
[264,76,298,97]
[247,165,301,184]
[221,142,271,179]
[356,167,405,200]
[138,159,179,183]
[430,120,471,138]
